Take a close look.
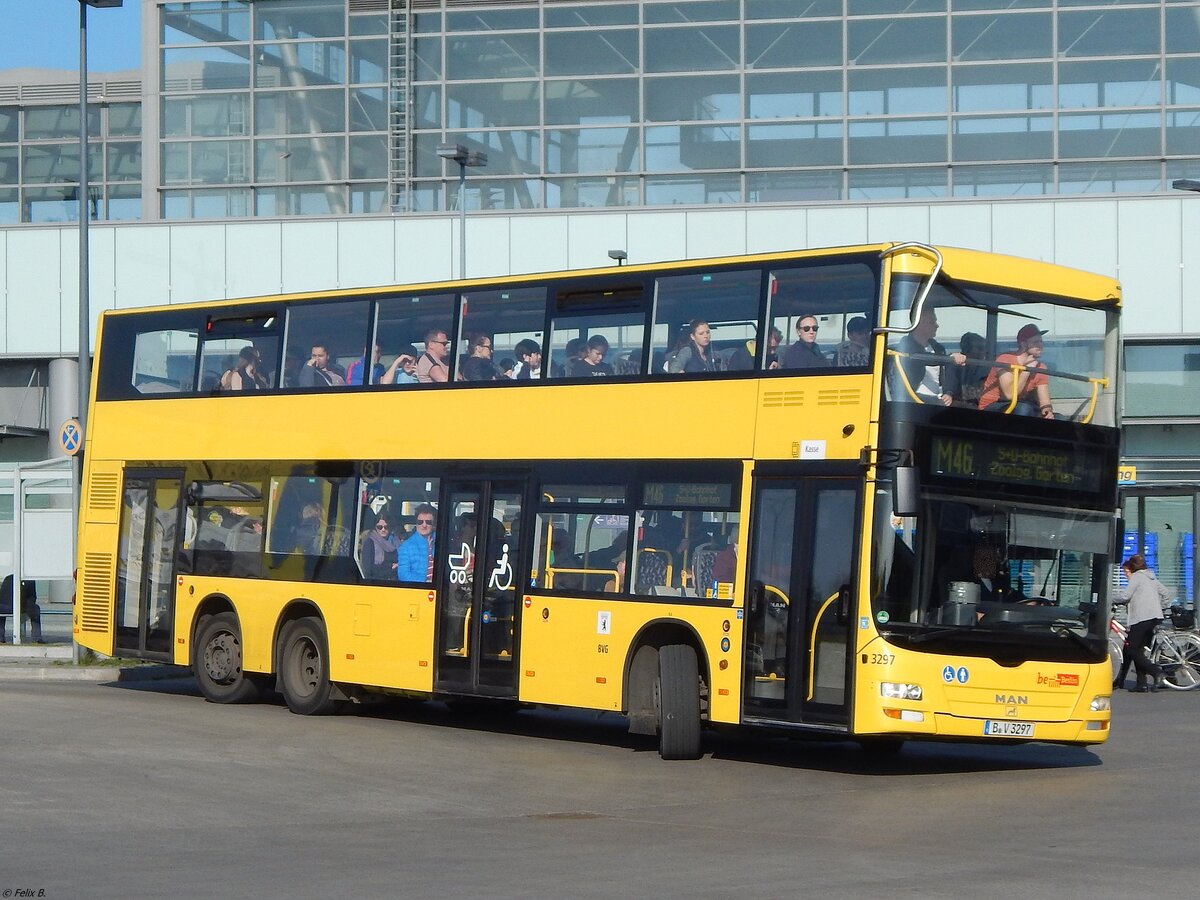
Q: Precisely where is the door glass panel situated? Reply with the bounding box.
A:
[114,482,151,652]
[478,491,523,688]
[115,477,181,656]
[745,488,795,704]
[440,492,479,662]
[807,488,855,708]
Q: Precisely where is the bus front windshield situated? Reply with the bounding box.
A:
[885,276,1116,427]
[872,491,1112,661]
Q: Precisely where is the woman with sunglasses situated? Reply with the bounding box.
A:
[361,515,401,581]
[220,345,269,391]
[783,315,831,369]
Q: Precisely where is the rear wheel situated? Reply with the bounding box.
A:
[655,644,702,760]
[279,617,339,715]
[194,612,260,704]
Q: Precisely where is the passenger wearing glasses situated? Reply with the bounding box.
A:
[783,315,831,369]
[416,329,451,383]
[361,515,401,581]
[460,333,500,381]
[220,345,269,390]
[397,504,438,583]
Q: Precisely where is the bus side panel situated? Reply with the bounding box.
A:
[74,460,125,656]
[177,577,436,693]
[518,596,742,722]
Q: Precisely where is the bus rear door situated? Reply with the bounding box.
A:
[113,469,185,660]
[743,474,859,728]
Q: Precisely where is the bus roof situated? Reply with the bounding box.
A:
[99,242,1121,319]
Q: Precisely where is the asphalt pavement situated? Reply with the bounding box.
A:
[1,670,1197,899]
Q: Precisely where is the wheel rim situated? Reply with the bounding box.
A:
[203,630,241,685]
[289,636,322,699]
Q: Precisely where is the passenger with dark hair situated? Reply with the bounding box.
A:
[361,514,400,581]
[220,346,268,391]
[1113,553,1172,692]
[956,331,989,406]
[667,320,723,373]
[397,504,437,583]
[417,329,451,383]
[0,574,41,644]
[834,316,872,367]
[512,339,542,379]
[380,345,420,385]
[568,335,613,376]
[460,334,499,381]
[782,315,831,369]
[298,342,345,387]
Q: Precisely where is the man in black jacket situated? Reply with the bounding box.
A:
[891,306,965,406]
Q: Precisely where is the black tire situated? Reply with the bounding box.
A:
[194,612,261,704]
[656,644,702,760]
[278,617,339,715]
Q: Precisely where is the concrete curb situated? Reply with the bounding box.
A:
[0,664,191,683]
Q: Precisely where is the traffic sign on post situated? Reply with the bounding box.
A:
[59,418,83,456]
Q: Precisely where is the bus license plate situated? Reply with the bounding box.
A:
[983,720,1035,738]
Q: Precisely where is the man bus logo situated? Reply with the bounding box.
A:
[995,694,1029,704]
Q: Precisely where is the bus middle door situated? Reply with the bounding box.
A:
[743,475,859,727]
[434,479,526,698]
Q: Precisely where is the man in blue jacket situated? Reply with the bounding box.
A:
[397,504,437,582]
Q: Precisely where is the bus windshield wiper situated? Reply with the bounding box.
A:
[908,627,965,643]
[1050,624,1094,653]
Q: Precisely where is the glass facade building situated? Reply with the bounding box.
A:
[149,0,1200,217]
[0,75,142,225]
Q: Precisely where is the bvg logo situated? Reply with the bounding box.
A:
[1036,673,1080,687]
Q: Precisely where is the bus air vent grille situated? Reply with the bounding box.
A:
[80,553,114,633]
[88,473,120,511]
[816,388,861,406]
[762,391,804,408]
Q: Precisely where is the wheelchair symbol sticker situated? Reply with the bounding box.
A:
[488,543,514,592]
[942,665,956,683]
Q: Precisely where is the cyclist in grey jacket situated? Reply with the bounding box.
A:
[1113,554,1173,692]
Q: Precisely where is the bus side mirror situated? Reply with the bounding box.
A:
[893,466,920,517]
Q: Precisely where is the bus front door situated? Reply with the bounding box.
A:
[434,480,526,698]
[113,470,185,660]
[742,477,859,727]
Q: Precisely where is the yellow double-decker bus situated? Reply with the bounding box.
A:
[75,242,1121,759]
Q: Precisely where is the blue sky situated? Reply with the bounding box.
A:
[0,0,142,73]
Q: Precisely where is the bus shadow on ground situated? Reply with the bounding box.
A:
[103,676,1102,776]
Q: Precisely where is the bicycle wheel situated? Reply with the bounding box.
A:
[1153,632,1200,691]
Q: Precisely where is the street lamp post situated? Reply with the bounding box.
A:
[436,143,487,280]
[78,0,123,442]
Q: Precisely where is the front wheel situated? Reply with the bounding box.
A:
[279,617,339,715]
[194,612,261,704]
[655,644,702,760]
[1156,632,1200,691]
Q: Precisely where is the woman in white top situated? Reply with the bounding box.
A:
[1113,553,1172,692]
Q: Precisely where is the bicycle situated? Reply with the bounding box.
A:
[1110,606,1200,691]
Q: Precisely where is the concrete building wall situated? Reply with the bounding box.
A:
[0,195,1194,356]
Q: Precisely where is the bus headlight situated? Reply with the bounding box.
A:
[881,682,923,701]
[1089,695,1111,712]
